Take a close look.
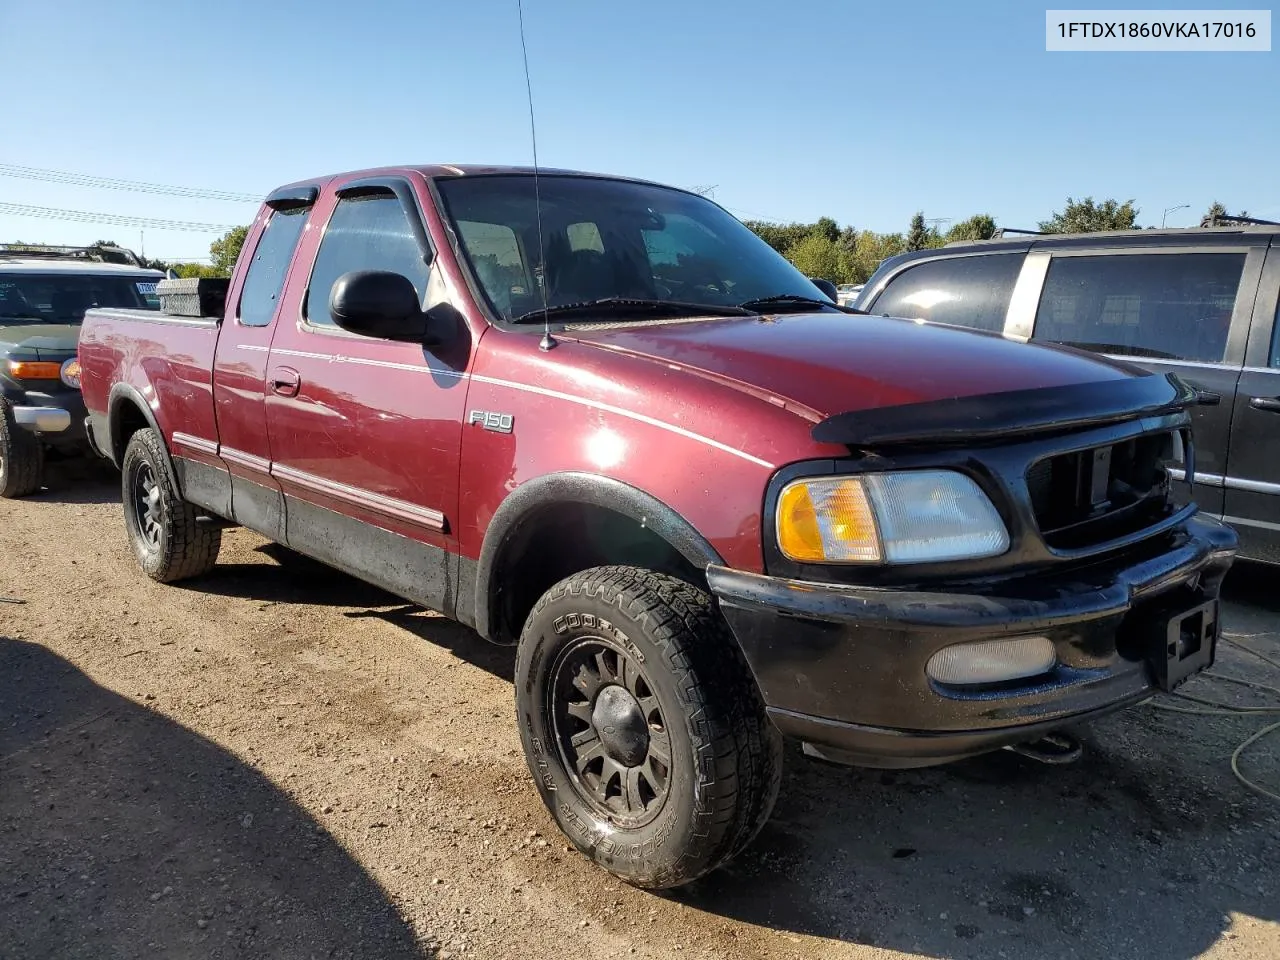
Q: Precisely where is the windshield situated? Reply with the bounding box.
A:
[0,273,160,324]
[435,175,826,322]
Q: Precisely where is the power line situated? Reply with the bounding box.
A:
[0,163,262,203]
[0,202,238,233]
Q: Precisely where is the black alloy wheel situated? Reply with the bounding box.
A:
[550,636,671,825]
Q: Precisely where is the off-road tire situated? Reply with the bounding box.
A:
[121,428,220,582]
[515,565,782,888]
[0,398,45,498]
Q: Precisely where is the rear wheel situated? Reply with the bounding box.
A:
[515,565,782,888]
[121,428,221,582]
[0,399,44,498]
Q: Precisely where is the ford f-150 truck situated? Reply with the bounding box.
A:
[78,165,1238,888]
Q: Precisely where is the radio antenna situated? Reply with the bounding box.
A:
[516,0,555,351]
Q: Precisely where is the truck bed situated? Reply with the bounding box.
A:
[78,307,221,465]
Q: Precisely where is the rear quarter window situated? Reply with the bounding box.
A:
[1034,252,1244,363]
[867,253,1023,333]
[238,206,311,327]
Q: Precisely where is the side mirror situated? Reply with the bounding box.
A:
[809,277,839,302]
[330,270,442,344]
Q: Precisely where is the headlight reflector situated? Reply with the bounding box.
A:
[776,470,1009,565]
[60,358,82,389]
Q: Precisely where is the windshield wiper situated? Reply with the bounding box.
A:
[736,294,863,314]
[511,298,752,324]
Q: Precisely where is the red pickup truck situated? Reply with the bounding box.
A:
[79,165,1238,888]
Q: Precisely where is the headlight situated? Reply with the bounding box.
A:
[60,358,82,390]
[776,470,1009,565]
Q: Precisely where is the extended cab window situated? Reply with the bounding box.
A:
[869,254,1022,333]
[1035,253,1244,363]
[305,194,430,327]
[238,206,309,327]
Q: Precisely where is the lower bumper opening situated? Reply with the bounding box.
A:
[775,696,1143,769]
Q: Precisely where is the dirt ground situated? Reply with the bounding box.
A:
[2,468,1278,960]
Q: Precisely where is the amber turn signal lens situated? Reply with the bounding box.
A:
[776,478,881,563]
[6,360,63,380]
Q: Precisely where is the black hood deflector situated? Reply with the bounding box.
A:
[812,372,1198,448]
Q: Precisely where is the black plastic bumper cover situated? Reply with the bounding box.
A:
[708,515,1238,767]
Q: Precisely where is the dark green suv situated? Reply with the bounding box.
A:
[0,245,162,497]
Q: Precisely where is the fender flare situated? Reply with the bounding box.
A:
[472,471,725,642]
[106,383,167,466]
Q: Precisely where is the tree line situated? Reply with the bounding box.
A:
[748,196,1149,285]
[126,198,1245,285]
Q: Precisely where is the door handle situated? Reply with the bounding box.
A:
[1194,390,1222,406]
[1250,395,1280,413]
[269,366,301,397]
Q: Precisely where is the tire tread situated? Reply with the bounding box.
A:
[0,398,45,498]
[122,428,220,582]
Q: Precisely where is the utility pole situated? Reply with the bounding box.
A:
[1161,204,1189,228]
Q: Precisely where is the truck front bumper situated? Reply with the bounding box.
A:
[14,406,72,433]
[9,390,88,452]
[707,515,1238,768]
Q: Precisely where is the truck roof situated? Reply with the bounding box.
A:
[0,258,164,276]
[942,224,1278,250]
[272,163,671,195]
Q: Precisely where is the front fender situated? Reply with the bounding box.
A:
[469,471,724,642]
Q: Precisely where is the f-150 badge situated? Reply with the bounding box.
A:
[468,410,514,434]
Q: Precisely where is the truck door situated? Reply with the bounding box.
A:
[1027,245,1266,516]
[1223,246,1280,563]
[209,188,314,538]
[262,175,470,612]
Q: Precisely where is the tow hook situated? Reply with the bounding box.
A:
[1003,731,1083,765]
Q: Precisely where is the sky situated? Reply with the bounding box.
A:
[1,0,1276,261]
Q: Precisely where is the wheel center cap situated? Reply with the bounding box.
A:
[592,685,649,767]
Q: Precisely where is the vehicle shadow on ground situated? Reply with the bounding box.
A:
[677,651,1280,958]
[184,542,404,609]
[185,542,515,683]
[0,637,431,960]
[1220,560,1280,615]
[345,604,516,683]
[23,469,118,506]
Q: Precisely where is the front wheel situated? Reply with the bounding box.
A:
[0,399,45,498]
[515,566,782,889]
[121,428,221,582]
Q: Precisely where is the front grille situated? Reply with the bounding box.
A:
[1026,431,1177,550]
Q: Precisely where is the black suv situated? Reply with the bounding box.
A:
[854,223,1280,565]
[0,244,163,497]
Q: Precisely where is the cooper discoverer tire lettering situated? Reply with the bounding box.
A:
[121,428,221,582]
[515,565,782,888]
